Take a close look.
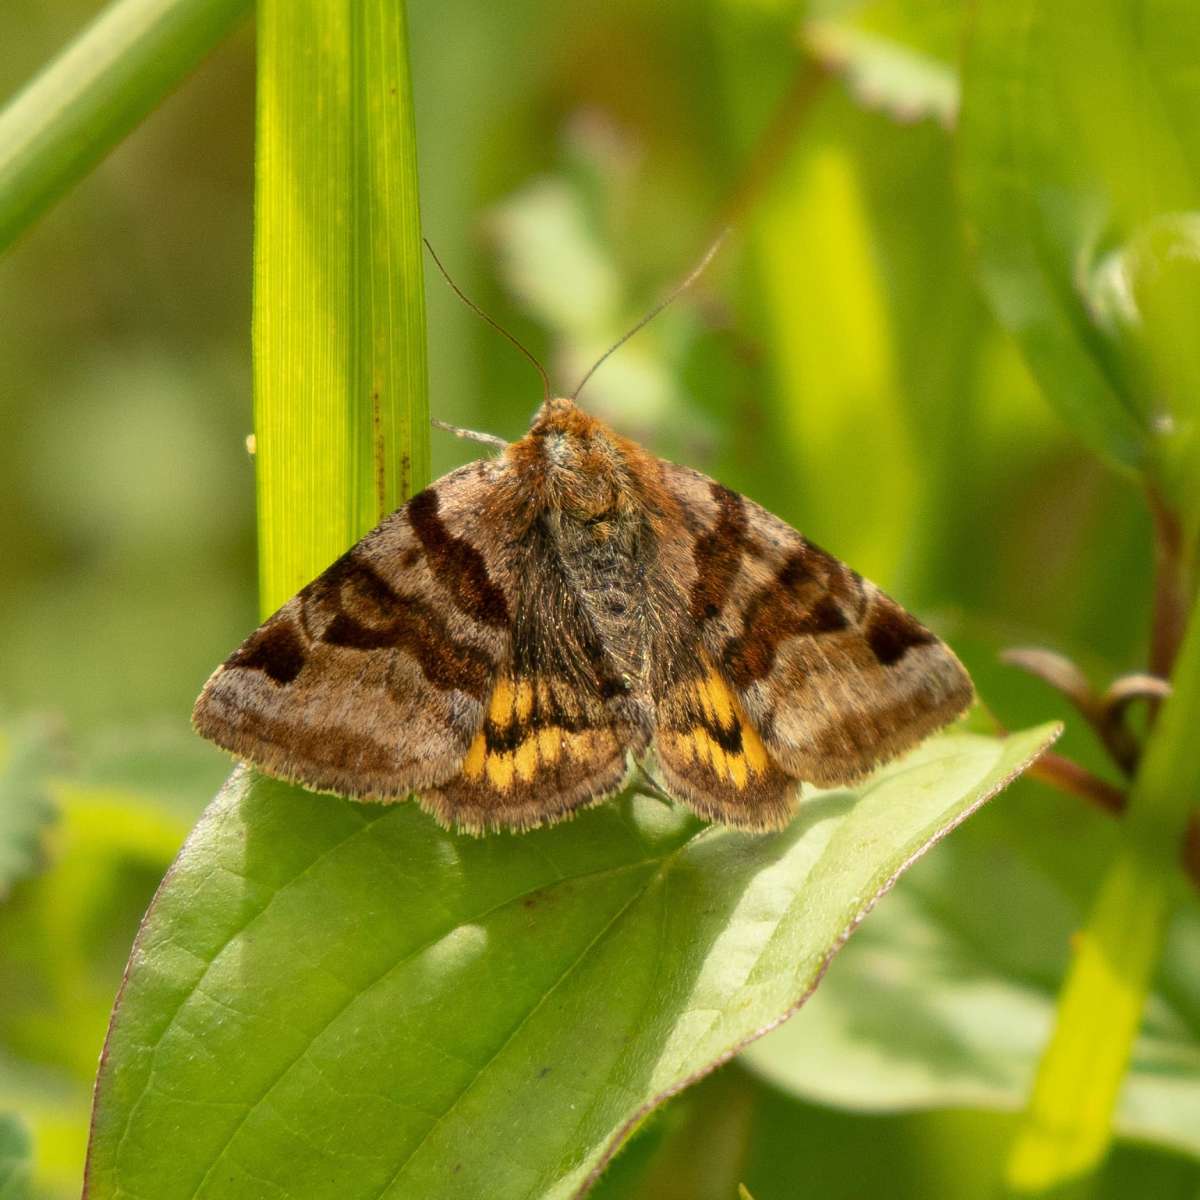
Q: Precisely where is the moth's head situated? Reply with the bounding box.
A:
[524,397,631,519]
[530,395,583,425]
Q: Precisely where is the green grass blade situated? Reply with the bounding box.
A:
[0,0,250,254]
[254,0,429,614]
[1005,605,1200,1195]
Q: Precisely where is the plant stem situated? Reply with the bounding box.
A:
[0,0,250,253]
[1026,754,1125,816]
[1005,598,1200,1195]
[1148,488,1189,680]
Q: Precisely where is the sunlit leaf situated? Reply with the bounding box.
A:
[85,725,1055,1199]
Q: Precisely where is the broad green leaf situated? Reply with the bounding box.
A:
[806,0,962,127]
[959,0,1200,483]
[0,1113,30,1200]
[739,847,1200,1157]
[0,0,251,253]
[0,717,59,899]
[85,724,1056,1200]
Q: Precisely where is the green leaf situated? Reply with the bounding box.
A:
[253,0,429,614]
[739,840,1200,1158]
[0,717,60,899]
[0,1113,31,1200]
[959,0,1200,480]
[0,0,251,253]
[805,0,962,128]
[84,724,1056,1199]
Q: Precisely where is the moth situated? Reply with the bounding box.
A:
[193,392,973,834]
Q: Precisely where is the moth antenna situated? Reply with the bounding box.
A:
[431,417,508,451]
[570,227,731,402]
[423,238,552,403]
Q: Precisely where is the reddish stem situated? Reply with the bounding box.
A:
[1148,487,1188,680]
[1028,752,1127,815]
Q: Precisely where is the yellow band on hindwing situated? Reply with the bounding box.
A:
[460,678,607,794]
[666,670,769,790]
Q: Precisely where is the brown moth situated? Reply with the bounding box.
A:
[193,395,974,834]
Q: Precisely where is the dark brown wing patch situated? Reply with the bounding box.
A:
[304,552,494,698]
[722,542,865,689]
[406,486,510,627]
[688,483,749,622]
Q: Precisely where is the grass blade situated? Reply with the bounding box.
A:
[253,0,429,612]
[0,0,250,253]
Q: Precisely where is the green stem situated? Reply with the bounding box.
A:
[1005,599,1200,1195]
[0,0,250,253]
[254,0,428,614]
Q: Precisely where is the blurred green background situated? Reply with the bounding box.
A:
[1,1,1198,1197]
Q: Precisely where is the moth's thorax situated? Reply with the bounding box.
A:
[505,397,670,687]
